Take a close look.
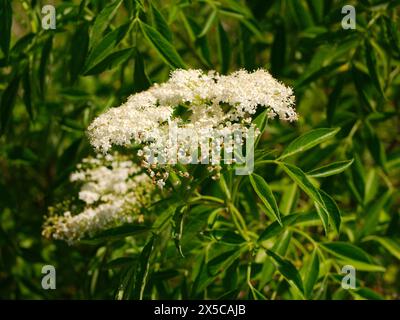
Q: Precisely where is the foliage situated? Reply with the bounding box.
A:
[0,0,399,300]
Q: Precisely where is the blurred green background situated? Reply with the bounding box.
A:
[0,0,399,299]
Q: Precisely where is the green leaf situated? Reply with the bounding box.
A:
[364,40,384,97]
[252,110,268,138]
[84,22,131,74]
[249,173,281,224]
[133,50,151,93]
[304,249,319,299]
[133,236,155,299]
[22,67,33,120]
[0,0,12,59]
[0,75,20,135]
[140,21,186,69]
[83,224,150,243]
[352,288,385,300]
[295,62,344,89]
[326,80,343,125]
[198,10,217,38]
[321,242,385,272]
[266,249,304,294]
[359,191,391,238]
[249,285,267,300]
[314,202,329,234]
[308,159,354,178]
[258,214,298,242]
[39,36,53,96]
[70,23,89,81]
[352,65,374,112]
[259,230,292,288]
[106,257,136,269]
[364,121,387,169]
[363,236,400,261]
[287,0,313,29]
[207,248,243,276]
[279,163,329,232]
[179,13,212,67]
[279,183,297,215]
[279,163,324,208]
[89,0,123,49]
[319,189,341,233]
[172,205,186,257]
[150,2,173,42]
[204,229,245,245]
[279,128,340,160]
[217,21,231,74]
[84,47,134,75]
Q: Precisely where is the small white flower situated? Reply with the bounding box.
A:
[42,153,155,243]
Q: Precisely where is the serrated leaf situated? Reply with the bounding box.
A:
[249,173,281,224]
[89,0,123,49]
[319,189,341,233]
[279,163,324,207]
[314,201,329,234]
[304,249,319,299]
[279,163,330,232]
[140,22,186,69]
[267,249,304,294]
[84,47,134,75]
[308,159,354,178]
[321,242,385,272]
[279,128,340,160]
[84,22,131,74]
[150,2,173,42]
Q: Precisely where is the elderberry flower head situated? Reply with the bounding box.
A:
[87,69,297,184]
[42,153,154,244]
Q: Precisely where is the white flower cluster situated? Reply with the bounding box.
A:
[42,153,154,244]
[87,69,296,184]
